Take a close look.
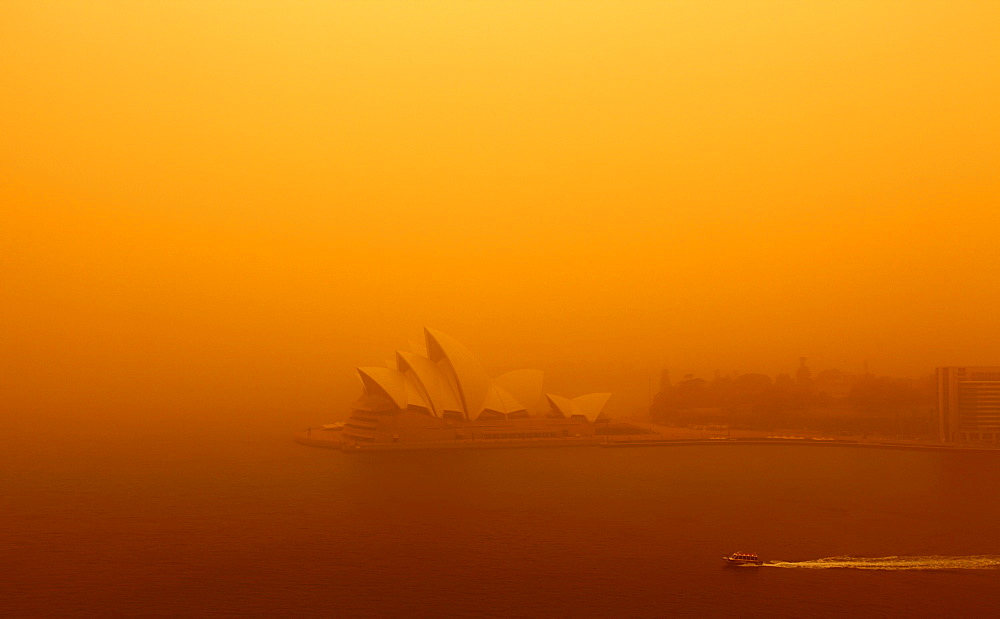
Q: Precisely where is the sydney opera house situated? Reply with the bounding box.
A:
[295,328,657,450]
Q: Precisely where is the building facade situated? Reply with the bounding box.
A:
[937,366,1000,443]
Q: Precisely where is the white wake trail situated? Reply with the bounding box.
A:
[764,555,1000,571]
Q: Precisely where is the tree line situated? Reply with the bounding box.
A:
[650,366,935,436]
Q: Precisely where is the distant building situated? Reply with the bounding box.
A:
[296,328,656,451]
[936,366,1000,443]
[795,357,812,388]
[660,369,671,392]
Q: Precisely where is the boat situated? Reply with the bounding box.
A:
[722,552,763,566]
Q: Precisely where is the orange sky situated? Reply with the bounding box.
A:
[3,1,998,425]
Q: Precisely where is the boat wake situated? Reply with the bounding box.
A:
[764,555,1000,571]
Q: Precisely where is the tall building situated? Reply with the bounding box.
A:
[936,366,1000,443]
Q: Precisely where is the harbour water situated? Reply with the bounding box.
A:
[4,421,1000,617]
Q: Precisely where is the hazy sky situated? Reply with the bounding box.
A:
[3,1,998,424]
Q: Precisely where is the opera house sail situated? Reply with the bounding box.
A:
[295,328,656,451]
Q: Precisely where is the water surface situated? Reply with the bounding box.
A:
[4,424,1000,616]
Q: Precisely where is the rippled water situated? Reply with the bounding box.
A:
[4,423,1000,616]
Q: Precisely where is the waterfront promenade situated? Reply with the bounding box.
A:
[603,424,1000,452]
[296,422,1000,453]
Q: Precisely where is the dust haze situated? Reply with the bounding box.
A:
[3,2,998,431]
[5,4,1000,616]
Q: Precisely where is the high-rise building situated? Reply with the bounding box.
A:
[936,366,1000,443]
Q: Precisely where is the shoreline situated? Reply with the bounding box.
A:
[294,429,601,451]
[294,428,1000,454]
[600,437,1000,453]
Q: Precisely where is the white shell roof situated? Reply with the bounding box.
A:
[353,329,610,423]
[401,371,431,411]
[357,367,407,409]
[424,328,490,420]
[396,350,461,417]
[571,392,612,422]
[545,393,574,419]
[480,383,527,418]
[494,369,545,416]
[545,392,612,422]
